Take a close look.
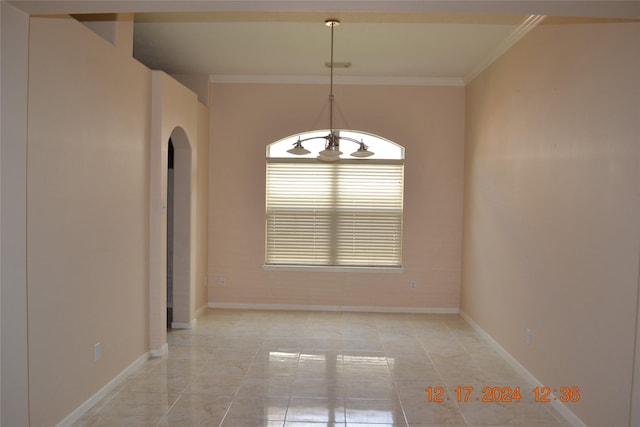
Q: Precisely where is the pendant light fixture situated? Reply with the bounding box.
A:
[287,19,374,161]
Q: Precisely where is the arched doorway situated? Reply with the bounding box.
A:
[167,139,174,327]
[167,127,194,328]
[149,70,200,356]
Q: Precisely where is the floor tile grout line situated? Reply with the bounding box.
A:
[379,319,411,427]
[154,384,188,427]
[413,318,472,427]
[218,318,277,427]
[439,317,477,427]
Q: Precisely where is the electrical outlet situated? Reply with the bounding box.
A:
[410,281,417,289]
[219,277,227,287]
[93,342,101,362]
[525,328,532,345]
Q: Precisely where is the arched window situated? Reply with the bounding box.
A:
[265,130,404,268]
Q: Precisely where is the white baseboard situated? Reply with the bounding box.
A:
[170,307,207,330]
[171,319,196,329]
[208,302,459,314]
[56,352,149,427]
[459,311,587,427]
[150,342,168,358]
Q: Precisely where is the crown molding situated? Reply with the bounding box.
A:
[465,14,546,84]
[210,74,464,86]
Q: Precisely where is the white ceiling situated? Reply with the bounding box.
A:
[132,13,535,84]
[13,1,640,85]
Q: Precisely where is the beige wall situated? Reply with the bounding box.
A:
[22,16,212,424]
[196,103,211,313]
[26,16,152,426]
[18,13,211,425]
[462,22,640,426]
[209,83,465,309]
[1,3,30,426]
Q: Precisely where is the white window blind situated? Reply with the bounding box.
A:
[266,160,403,267]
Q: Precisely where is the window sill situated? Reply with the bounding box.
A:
[263,265,404,274]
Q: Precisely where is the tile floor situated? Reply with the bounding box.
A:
[74,309,572,426]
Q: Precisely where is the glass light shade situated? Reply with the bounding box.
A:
[318,154,340,162]
[318,148,342,157]
[287,140,311,155]
[351,147,375,158]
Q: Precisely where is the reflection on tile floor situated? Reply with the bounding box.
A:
[73,309,572,426]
